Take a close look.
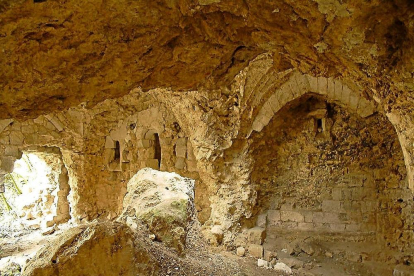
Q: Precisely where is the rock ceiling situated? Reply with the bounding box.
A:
[0,0,413,119]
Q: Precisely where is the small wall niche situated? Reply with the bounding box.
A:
[315,118,326,133]
[139,130,162,170]
[107,139,122,172]
[114,141,121,162]
[153,133,161,169]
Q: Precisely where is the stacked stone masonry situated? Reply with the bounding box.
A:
[250,71,377,134]
[250,94,412,252]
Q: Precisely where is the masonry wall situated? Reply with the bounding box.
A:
[0,89,215,225]
[83,103,204,221]
[250,95,413,250]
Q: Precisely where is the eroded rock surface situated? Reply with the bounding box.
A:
[23,222,160,276]
[0,0,412,124]
[0,1,413,275]
[120,168,195,254]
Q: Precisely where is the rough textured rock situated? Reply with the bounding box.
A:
[121,168,195,254]
[0,1,413,274]
[273,262,293,275]
[0,0,412,123]
[22,222,160,276]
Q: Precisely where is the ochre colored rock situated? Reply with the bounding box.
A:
[121,168,195,254]
[23,222,160,276]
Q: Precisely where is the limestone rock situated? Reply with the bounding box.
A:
[299,242,315,256]
[247,227,266,245]
[23,222,160,276]
[121,168,195,254]
[279,257,304,269]
[274,262,293,275]
[236,247,245,257]
[257,259,268,268]
[210,225,224,245]
[393,264,414,276]
[256,213,267,228]
[0,0,411,125]
[264,250,277,262]
[248,244,264,258]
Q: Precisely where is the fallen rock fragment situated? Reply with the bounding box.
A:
[393,264,414,276]
[210,225,224,245]
[264,249,277,261]
[236,247,245,257]
[23,222,160,276]
[279,257,304,269]
[120,168,195,254]
[247,226,266,245]
[274,262,293,275]
[299,241,315,256]
[257,259,268,268]
[248,244,264,258]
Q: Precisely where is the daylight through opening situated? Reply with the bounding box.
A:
[0,150,70,237]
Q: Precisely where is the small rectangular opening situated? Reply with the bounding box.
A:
[316,118,324,133]
[114,141,120,162]
[153,134,161,169]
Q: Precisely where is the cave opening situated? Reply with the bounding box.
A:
[0,149,71,237]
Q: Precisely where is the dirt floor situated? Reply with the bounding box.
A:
[1,221,411,276]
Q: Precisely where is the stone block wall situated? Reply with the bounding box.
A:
[249,94,413,250]
[0,90,212,224]
[263,173,379,234]
[83,99,207,221]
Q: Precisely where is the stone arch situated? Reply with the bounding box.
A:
[247,71,414,191]
[249,71,377,135]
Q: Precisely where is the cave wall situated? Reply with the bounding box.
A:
[79,91,206,221]
[0,89,212,223]
[0,53,411,254]
[0,109,85,221]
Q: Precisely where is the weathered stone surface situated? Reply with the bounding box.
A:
[257,259,268,268]
[0,0,411,125]
[264,250,277,262]
[248,244,264,258]
[23,222,160,276]
[274,262,293,275]
[0,2,412,274]
[121,168,195,254]
[393,264,414,276]
[247,227,266,245]
[256,213,267,228]
[279,257,304,269]
[236,247,245,257]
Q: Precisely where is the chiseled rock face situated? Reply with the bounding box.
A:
[121,168,195,254]
[23,222,160,276]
